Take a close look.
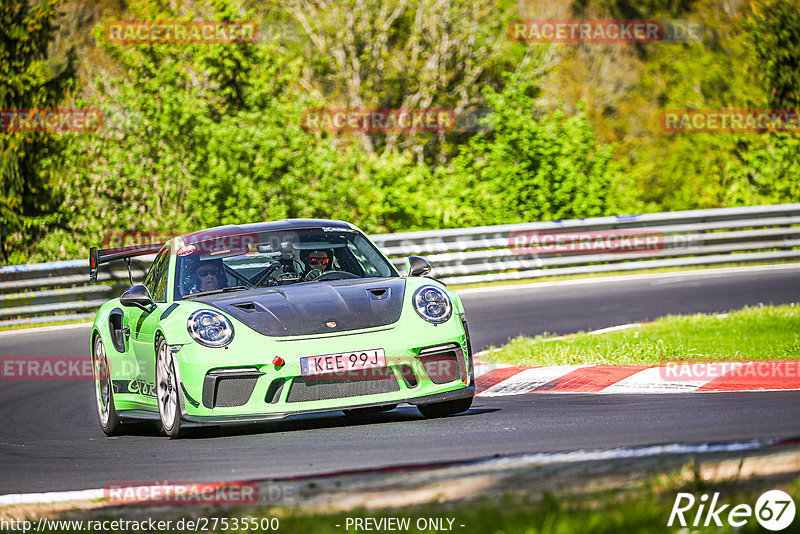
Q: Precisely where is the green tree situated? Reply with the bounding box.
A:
[736,0,800,204]
[0,0,74,263]
[746,0,800,110]
[283,0,538,164]
[434,76,628,227]
[47,0,378,259]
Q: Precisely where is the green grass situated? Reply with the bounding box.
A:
[267,480,800,534]
[263,490,781,534]
[450,261,795,290]
[482,304,800,366]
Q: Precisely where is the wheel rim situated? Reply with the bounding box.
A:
[156,342,177,430]
[93,339,111,426]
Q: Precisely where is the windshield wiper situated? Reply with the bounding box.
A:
[183,286,251,299]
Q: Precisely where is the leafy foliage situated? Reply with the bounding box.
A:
[746,0,800,111]
[0,0,75,263]
[434,77,625,226]
[8,0,800,263]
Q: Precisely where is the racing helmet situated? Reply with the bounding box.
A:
[186,258,226,294]
[299,248,333,274]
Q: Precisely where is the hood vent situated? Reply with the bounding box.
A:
[232,301,268,313]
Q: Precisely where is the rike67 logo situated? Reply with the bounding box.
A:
[669,490,796,531]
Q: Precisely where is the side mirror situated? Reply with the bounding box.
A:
[405,256,432,277]
[120,284,156,312]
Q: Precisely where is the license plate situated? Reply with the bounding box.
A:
[300,348,386,376]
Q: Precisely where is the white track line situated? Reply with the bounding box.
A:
[0,323,92,337]
[0,488,102,506]
[473,361,513,374]
[480,439,779,467]
[455,264,800,295]
[579,323,645,336]
[0,438,780,507]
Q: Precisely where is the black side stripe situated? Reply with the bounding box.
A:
[160,303,180,320]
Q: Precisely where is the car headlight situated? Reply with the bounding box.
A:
[187,310,234,347]
[413,286,452,324]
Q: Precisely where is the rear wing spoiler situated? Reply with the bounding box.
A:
[89,243,164,284]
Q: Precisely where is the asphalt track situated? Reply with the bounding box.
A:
[1,265,799,495]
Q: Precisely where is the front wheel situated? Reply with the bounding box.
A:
[417,396,473,419]
[93,336,122,435]
[156,339,184,438]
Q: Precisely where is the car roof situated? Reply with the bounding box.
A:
[180,219,353,244]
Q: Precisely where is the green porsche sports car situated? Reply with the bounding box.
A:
[89,220,474,438]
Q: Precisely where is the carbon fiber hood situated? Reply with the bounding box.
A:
[193,278,406,337]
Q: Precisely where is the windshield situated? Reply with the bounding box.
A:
[174,227,398,299]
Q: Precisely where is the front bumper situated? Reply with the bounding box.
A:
[180,385,475,425]
[172,315,473,423]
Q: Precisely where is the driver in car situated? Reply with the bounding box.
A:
[192,259,226,292]
[300,249,332,281]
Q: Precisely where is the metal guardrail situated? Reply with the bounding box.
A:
[372,203,800,284]
[1,204,799,326]
[0,259,149,326]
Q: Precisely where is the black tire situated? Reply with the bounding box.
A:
[93,336,123,436]
[344,404,398,416]
[417,396,473,419]
[156,338,184,438]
